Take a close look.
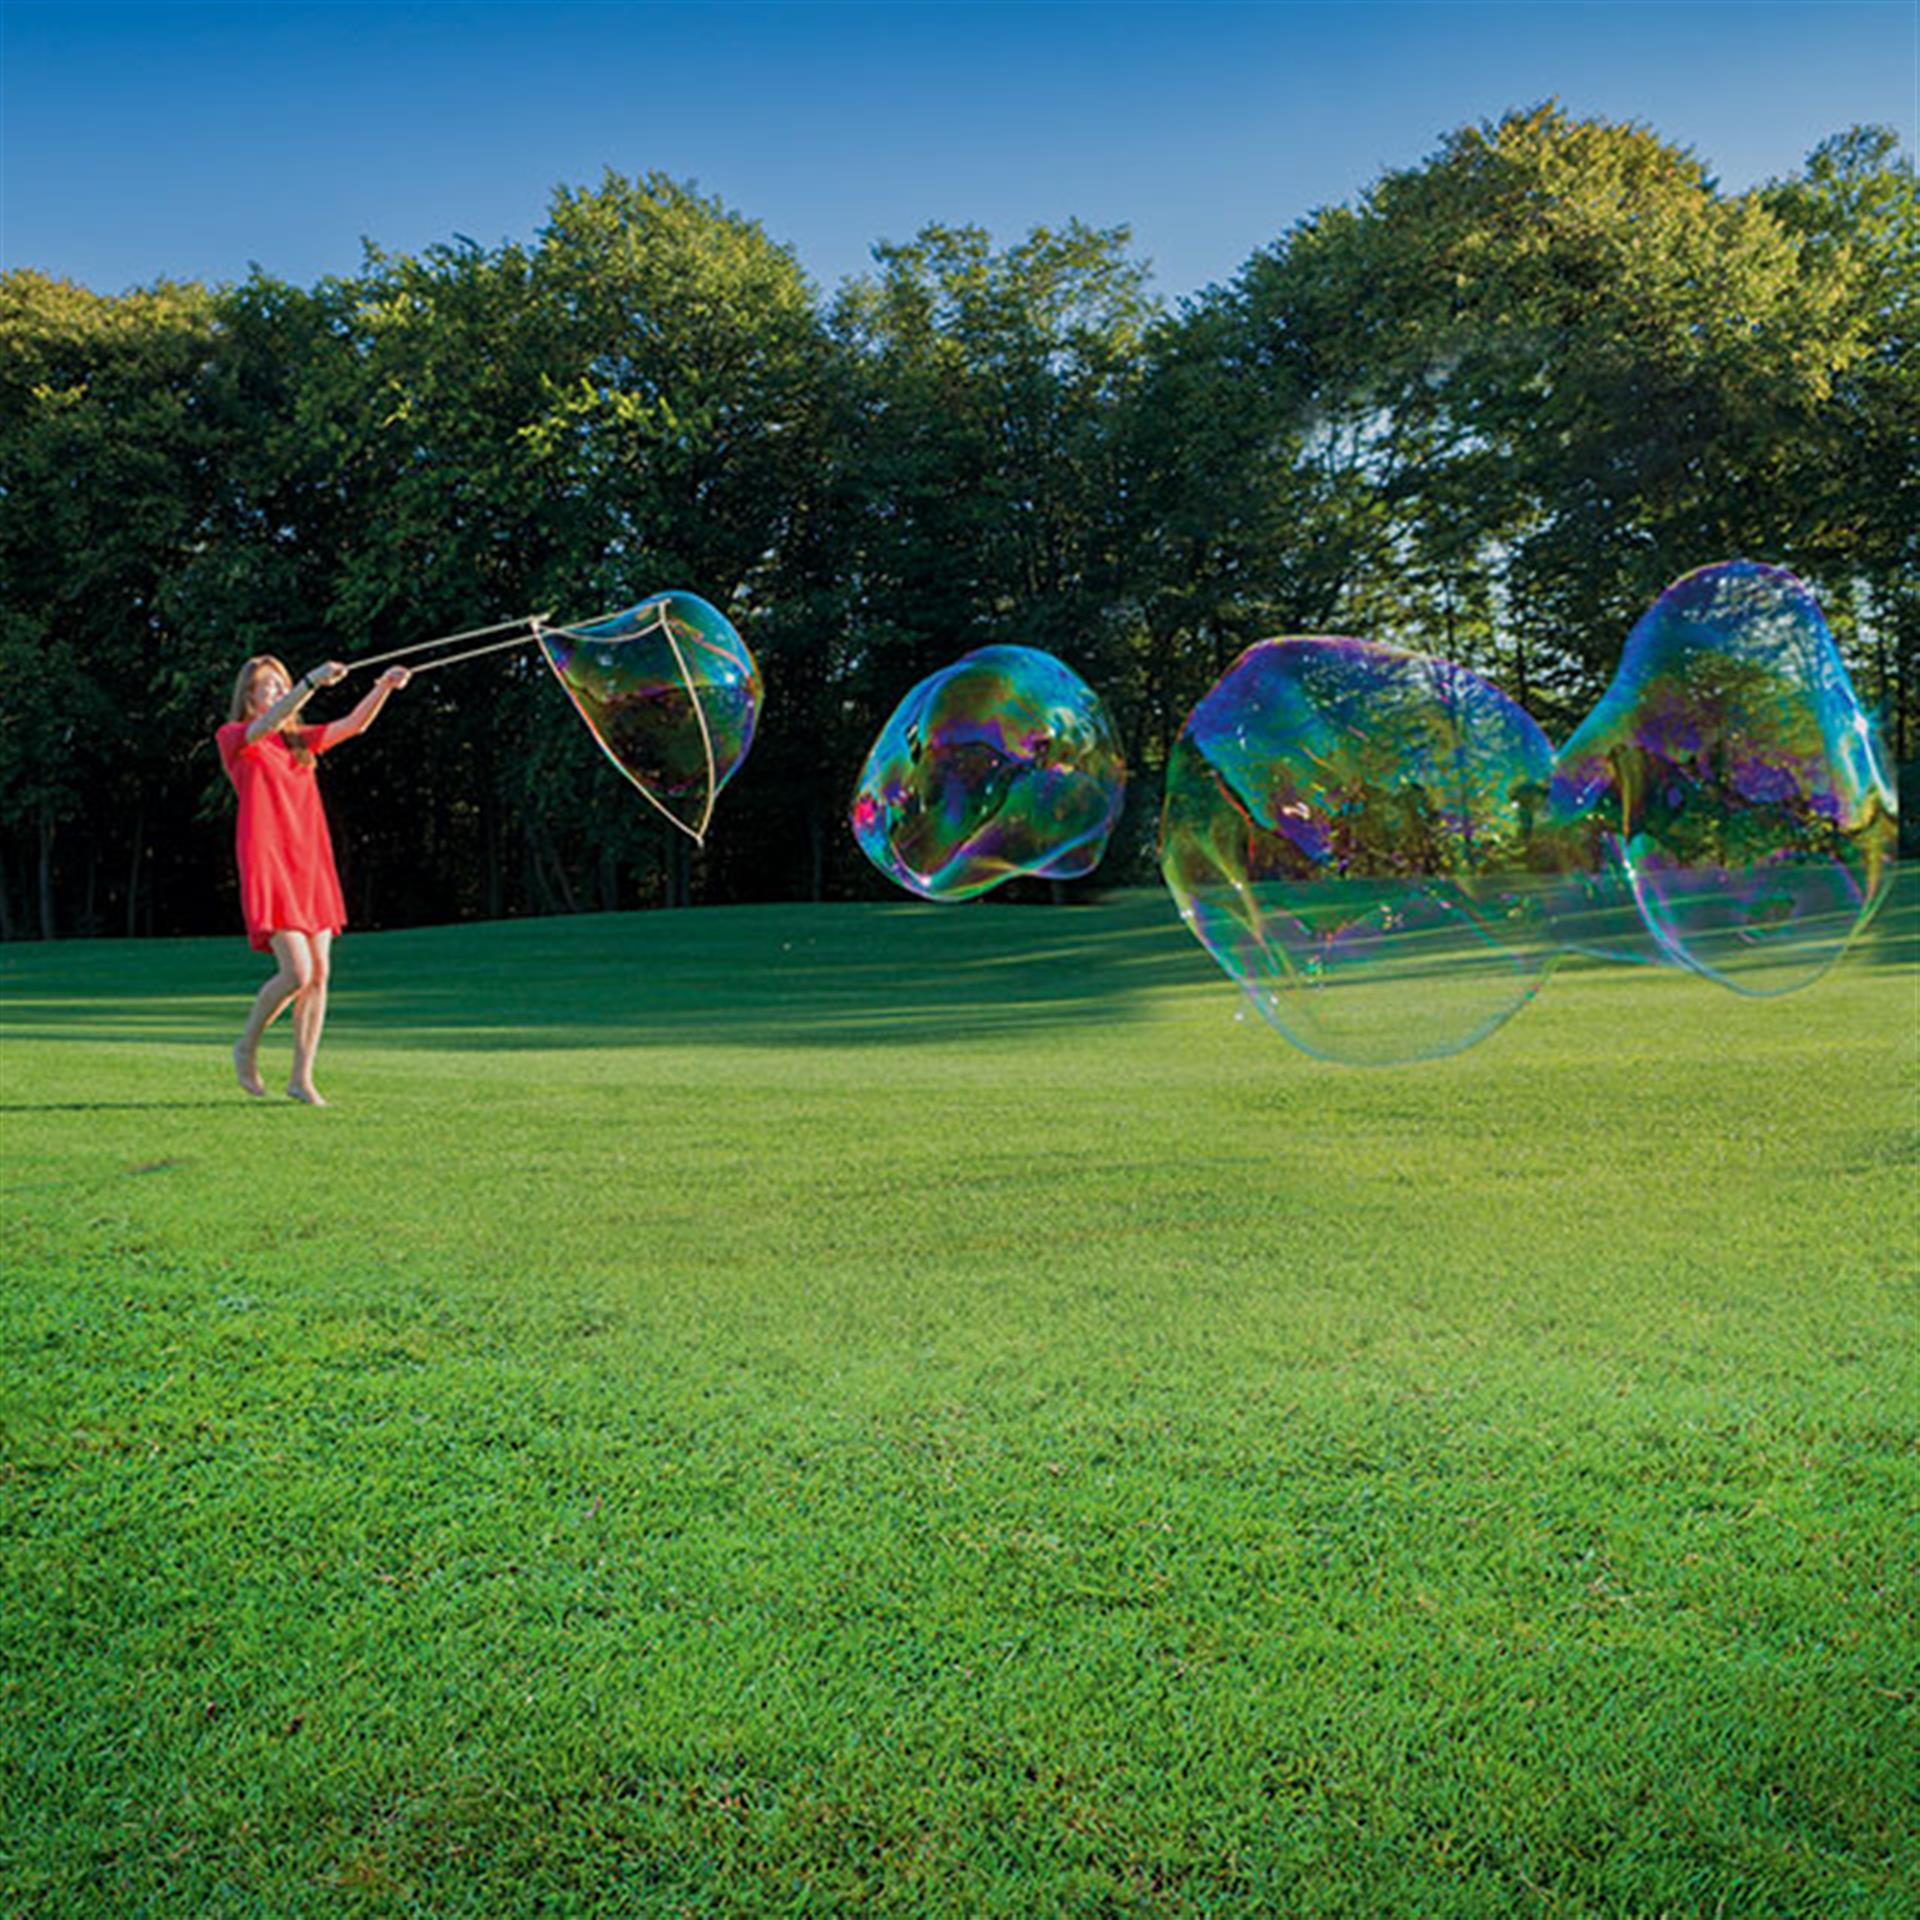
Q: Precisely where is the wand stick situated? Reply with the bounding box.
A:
[398,630,544,674]
[346,612,549,674]
[345,603,637,675]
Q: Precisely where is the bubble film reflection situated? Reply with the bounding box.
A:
[537,592,761,844]
[1161,638,1558,1065]
[850,646,1126,901]
[1546,561,1897,994]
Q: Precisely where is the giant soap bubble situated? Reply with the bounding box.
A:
[850,645,1126,901]
[1161,637,1558,1065]
[1546,561,1897,994]
[536,591,761,845]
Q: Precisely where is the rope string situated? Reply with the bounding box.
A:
[346,612,549,673]
[341,599,717,849]
[400,630,543,675]
[660,621,719,846]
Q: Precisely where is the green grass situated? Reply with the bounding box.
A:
[2,879,1915,1917]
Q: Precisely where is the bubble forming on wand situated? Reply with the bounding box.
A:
[344,592,763,846]
[533,592,763,848]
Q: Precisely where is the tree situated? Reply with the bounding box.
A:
[828,221,1159,884]
[0,271,220,936]
[179,174,839,922]
[4,121,1902,936]
[519,173,838,904]
[1765,128,1920,774]
[1142,106,1870,744]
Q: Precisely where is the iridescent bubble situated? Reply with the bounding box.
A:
[850,645,1127,901]
[536,591,761,844]
[1546,561,1897,994]
[1161,638,1558,1066]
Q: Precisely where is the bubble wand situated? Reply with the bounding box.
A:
[346,611,528,676]
[341,594,761,848]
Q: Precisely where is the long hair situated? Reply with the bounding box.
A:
[230,655,315,768]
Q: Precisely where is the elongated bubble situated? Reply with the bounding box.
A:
[850,645,1126,901]
[1161,638,1558,1065]
[1546,561,1897,994]
[537,591,761,843]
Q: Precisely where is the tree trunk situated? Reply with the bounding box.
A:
[1899,615,1913,767]
[1510,626,1531,717]
[1869,597,1895,763]
[485,799,504,920]
[547,825,580,915]
[126,805,145,939]
[37,810,56,941]
[0,843,16,942]
[525,817,578,916]
[523,820,548,914]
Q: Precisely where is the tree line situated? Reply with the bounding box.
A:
[2,105,1913,941]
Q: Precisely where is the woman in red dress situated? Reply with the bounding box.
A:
[218,655,411,1105]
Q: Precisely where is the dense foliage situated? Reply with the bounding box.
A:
[2,108,1912,938]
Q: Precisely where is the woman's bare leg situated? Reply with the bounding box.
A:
[288,930,332,1105]
[235,932,311,1096]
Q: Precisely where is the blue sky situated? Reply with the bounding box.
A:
[3,2,1915,305]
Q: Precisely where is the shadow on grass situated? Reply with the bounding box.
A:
[0,894,1219,1054]
[348,893,1217,1051]
[3,871,1912,1056]
[266,867,1920,1056]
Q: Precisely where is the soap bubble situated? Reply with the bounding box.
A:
[1546,561,1897,994]
[537,591,760,844]
[1161,637,1558,1065]
[850,645,1126,901]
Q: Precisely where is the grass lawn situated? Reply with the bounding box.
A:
[2,877,1915,1917]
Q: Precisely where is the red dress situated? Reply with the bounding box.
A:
[216,721,346,952]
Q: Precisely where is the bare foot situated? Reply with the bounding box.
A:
[287,1082,329,1108]
[233,1041,266,1097]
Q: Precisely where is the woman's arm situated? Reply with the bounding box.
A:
[322,665,412,746]
[244,660,347,744]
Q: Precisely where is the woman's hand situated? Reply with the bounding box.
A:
[322,662,410,747]
[306,661,349,690]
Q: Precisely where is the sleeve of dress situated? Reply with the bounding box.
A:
[305,722,335,757]
[216,721,252,775]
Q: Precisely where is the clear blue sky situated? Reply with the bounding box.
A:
[3,2,1915,305]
